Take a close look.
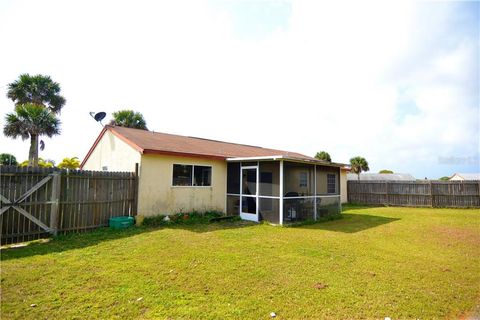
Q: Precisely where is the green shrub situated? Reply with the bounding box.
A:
[143,210,224,227]
[379,169,393,174]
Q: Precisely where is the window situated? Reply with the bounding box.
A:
[193,166,211,186]
[173,165,192,186]
[299,172,308,187]
[327,174,336,194]
[172,164,212,186]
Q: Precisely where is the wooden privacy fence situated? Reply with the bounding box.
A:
[348,180,480,208]
[0,166,138,245]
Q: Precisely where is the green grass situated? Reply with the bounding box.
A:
[1,205,479,319]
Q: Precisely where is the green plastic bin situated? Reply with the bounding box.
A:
[109,216,135,229]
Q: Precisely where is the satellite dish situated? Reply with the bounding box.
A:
[89,111,107,126]
[94,112,106,122]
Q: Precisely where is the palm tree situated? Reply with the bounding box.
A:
[58,157,80,169]
[109,110,148,130]
[7,74,66,113]
[315,151,331,162]
[3,104,61,166]
[350,156,369,180]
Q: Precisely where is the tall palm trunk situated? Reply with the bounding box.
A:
[29,134,39,167]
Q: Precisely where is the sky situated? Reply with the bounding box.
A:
[0,0,478,179]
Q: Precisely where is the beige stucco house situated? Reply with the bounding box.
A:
[81,126,347,224]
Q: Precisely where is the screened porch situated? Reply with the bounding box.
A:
[226,158,341,225]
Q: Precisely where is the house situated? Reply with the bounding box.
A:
[347,173,416,181]
[449,173,480,181]
[340,167,350,204]
[81,126,346,224]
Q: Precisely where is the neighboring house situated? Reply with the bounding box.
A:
[340,166,350,204]
[449,173,480,181]
[347,173,416,181]
[81,126,345,224]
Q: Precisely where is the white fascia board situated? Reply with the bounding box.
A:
[226,156,285,162]
[226,155,345,167]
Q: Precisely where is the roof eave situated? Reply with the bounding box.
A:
[226,155,286,162]
[80,126,144,169]
[143,149,226,160]
[108,126,145,153]
[226,155,346,167]
[80,126,108,169]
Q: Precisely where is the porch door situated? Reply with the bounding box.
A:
[240,166,258,222]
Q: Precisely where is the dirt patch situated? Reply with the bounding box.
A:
[431,226,480,247]
[455,303,480,320]
[313,283,328,290]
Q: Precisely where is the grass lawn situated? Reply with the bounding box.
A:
[1,205,479,319]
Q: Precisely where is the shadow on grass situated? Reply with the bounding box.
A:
[299,213,400,233]
[0,220,255,261]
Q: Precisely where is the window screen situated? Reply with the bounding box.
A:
[299,172,308,187]
[227,162,240,194]
[327,174,336,194]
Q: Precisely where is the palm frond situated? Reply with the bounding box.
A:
[6,74,66,113]
[110,109,148,130]
[3,103,61,139]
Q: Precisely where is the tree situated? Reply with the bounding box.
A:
[350,156,370,180]
[439,176,450,181]
[314,151,331,162]
[3,104,61,167]
[379,169,393,174]
[109,110,148,130]
[58,157,80,169]
[7,74,66,113]
[0,153,17,165]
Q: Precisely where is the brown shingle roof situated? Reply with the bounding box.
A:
[107,125,315,160]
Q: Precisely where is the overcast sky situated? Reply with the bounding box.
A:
[0,0,478,178]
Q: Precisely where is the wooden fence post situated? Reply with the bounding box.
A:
[50,173,61,236]
[429,181,433,207]
[385,181,389,206]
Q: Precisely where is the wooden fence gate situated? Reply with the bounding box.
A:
[0,166,137,245]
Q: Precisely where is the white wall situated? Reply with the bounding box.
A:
[82,130,141,172]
